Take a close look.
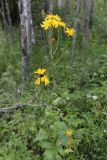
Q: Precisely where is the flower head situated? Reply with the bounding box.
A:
[35,76,50,86]
[65,130,73,137]
[34,68,50,86]
[35,68,47,76]
[65,28,75,37]
[41,75,50,85]
[41,14,66,30]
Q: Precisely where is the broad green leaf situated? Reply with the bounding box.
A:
[56,155,62,160]
[57,146,64,156]
[44,148,57,160]
[39,141,53,148]
[56,135,68,146]
[35,129,48,141]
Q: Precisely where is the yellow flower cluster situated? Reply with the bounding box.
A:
[35,68,49,86]
[65,130,73,137]
[41,14,75,37]
[41,14,66,30]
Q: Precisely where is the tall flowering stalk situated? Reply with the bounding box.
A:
[41,14,75,86]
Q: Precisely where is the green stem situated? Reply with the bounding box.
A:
[53,29,60,57]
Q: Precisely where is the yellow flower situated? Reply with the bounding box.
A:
[35,76,50,86]
[35,68,47,76]
[65,130,73,137]
[41,14,66,30]
[35,78,41,85]
[59,21,66,28]
[46,14,62,22]
[41,20,52,30]
[41,76,50,85]
[65,28,75,37]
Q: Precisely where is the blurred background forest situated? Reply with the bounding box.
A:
[0,0,107,160]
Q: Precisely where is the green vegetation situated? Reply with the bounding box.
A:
[0,1,107,160]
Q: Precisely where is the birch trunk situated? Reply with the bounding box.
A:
[18,0,29,83]
[26,0,33,56]
[71,0,80,64]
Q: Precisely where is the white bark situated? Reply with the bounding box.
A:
[18,0,29,83]
[72,0,80,64]
[21,0,35,57]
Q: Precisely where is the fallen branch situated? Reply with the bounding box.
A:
[0,103,38,113]
[0,104,24,113]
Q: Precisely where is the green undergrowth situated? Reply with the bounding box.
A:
[0,40,107,159]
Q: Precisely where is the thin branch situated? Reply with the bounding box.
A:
[0,103,38,113]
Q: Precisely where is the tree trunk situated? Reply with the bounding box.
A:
[82,0,94,48]
[64,0,70,22]
[71,0,80,65]
[5,0,12,30]
[48,0,53,13]
[0,0,8,37]
[5,0,14,42]
[26,0,34,56]
[57,0,63,14]
[18,0,29,83]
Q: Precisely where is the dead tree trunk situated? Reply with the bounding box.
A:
[71,0,80,65]
[18,0,29,83]
[82,0,94,48]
